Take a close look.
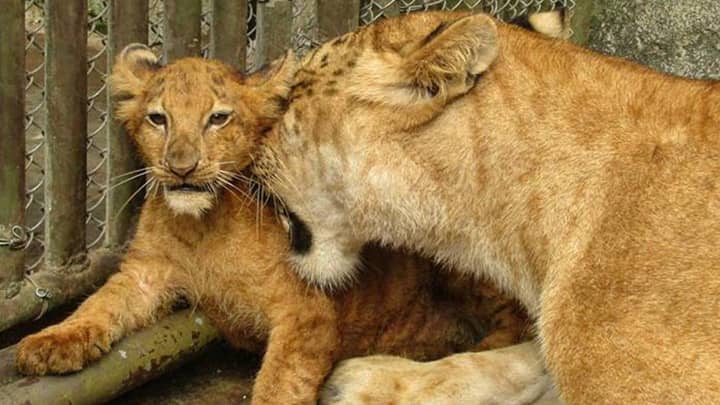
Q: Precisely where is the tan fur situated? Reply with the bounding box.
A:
[255,11,720,404]
[321,342,557,405]
[15,45,533,404]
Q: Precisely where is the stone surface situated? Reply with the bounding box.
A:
[584,0,720,80]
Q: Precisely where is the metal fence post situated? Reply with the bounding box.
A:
[317,0,361,41]
[44,0,88,268]
[105,0,149,249]
[211,0,248,71]
[570,0,595,46]
[164,0,202,61]
[0,0,26,293]
[255,0,293,67]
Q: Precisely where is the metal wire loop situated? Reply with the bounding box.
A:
[0,225,33,250]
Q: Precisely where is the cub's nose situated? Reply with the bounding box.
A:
[168,160,198,177]
[166,143,200,177]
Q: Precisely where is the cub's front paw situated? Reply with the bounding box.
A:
[16,321,112,375]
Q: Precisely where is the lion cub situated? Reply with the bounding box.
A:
[14,45,531,404]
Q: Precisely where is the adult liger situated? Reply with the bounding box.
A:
[254,11,720,404]
[16,44,540,405]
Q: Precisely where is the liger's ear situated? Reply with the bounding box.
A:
[109,43,161,124]
[246,50,299,128]
[347,14,498,130]
[402,14,498,100]
[349,14,498,106]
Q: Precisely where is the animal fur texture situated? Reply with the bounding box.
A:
[14,45,544,405]
[254,11,720,404]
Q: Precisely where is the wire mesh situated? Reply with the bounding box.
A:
[86,0,110,250]
[21,0,573,272]
[360,0,574,24]
[24,0,46,272]
[148,0,165,57]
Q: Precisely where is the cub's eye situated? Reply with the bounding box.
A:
[208,112,231,127]
[147,113,167,127]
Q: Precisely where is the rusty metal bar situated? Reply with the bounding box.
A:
[43,0,88,269]
[105,0,148,249]
[211,0,248,71]
[0,249,121,334]
[163,0,202,61]
[255,0,293,67]
[0,0,26,294]
[0,310,220,404]
[317,0,361,41]
[570,0,596,45]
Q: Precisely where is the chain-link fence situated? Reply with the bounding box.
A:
[23,1,46,272]
[360,0,572,23]
[18,0,573,275]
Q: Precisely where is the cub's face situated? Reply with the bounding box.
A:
[255,12,500,289]
[110,44,295,217]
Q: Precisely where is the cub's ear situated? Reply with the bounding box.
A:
[109,43,161,124]
[403,14,498,99]
[246,50,298,129]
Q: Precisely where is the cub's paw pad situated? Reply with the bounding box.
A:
[16,322,112,375]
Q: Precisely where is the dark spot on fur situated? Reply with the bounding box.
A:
[651,145,663,162]
[305,88,314,97]
[259,127,272,137]
[421,22,450,46]
[321,54,329,64]
[293,106,304,119]
[346,60,356,68]
[211,86,227,99]
[271,95,289,113]
[113,92,135,102]
[291,78,317,92]
[211,74,224,85]
[466,72,481,88]
[332,69,344,76]
[426,82,439,97]
[323,88,338,96]
[327,80,337,86]
[287,210,312,255]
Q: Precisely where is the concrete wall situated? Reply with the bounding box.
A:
[574,0,720,80]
